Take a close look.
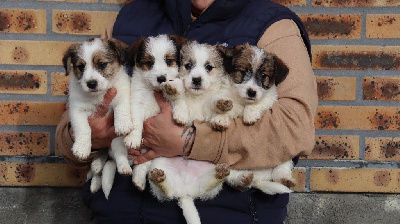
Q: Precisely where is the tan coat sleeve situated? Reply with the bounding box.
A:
[187,19,318,170]
[55,110,99,170]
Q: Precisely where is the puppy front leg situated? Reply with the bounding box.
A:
[70,111,92,160]
[110,136,132,175]
[112,74,134,135]
[243,104,264,125]
[226,169,254,191]
[209,96,233,130]
[162,79,189,125]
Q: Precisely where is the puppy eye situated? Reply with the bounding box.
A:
[205,64,213,72]
[98,62,108,70]
[146,60,154,67]
[185,63,193,70]
[261,73,268,79]
[77,64,85,72]
[165,58,174,66]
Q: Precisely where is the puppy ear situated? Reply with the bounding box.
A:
[272,55,289,86]
[127,37,146,67]
[62,43,79,76]
[216,44,235,73]
[107,38,129,63]
[168,35,188,51]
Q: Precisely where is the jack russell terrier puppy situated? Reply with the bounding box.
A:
[216,43,296,194]
[62,37,133,197]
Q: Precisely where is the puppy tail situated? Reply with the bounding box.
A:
[252,180,293,195]
[178,197,201,224]
[102,160,117,200]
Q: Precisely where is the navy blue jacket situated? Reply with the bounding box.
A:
[83,1,311,223]
[113,0,311,57]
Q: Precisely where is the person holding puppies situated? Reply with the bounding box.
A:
[56,0,317,223]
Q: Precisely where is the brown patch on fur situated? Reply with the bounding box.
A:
[72,58,86,80]
[165,53,177,67]
[92,50,120,79]
[62,43,82,77]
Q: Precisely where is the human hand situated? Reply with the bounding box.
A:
[68,88,119,150]
[100,19,115,40]
[130,91,195,164]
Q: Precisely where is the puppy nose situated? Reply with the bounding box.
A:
[192,77,202,86]
[157,76,166,83]
[247,88,257,98]
[87,80,98,89]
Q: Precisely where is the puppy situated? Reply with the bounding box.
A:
[63,38,133,196]
[216,43,296,194]
[144,41,231,224]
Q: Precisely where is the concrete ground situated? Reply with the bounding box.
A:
[1,188,399,224]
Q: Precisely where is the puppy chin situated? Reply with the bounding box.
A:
[188,86,205,95]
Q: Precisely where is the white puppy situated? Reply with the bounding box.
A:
[216,43,296,194]
[145,41,232,224]
[63,38,133,196]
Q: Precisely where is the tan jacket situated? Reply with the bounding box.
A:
[55,19,318,170]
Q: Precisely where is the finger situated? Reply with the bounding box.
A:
[105,126,118,139]
[133,150,157,165]
[128,149,141,156]
[153,91,171,112]
[95,88,117,117]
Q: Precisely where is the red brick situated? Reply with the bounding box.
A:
[0,9,46,34]
[317,76,356,101]
[0,162,86,186]
[315,106,400,131]
[363,77,400,101]
[0,132,50,156]
[313,0,400,7]
[0,70,47,94]
[0,102,66,125]
[367,15,400,39]
[270,0,306,6]
[311,168,400,193]
[312,45,400,70]
[292,168,307,192]
[0,40,73,66]
[365,137,400,162]
[52,10,118,35]
[51,72,69,96]
[299,14,362,39]
[302,135,359,160]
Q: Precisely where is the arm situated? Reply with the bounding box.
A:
[187,19,318,169]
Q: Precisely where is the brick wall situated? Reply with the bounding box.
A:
[0,0,399,194]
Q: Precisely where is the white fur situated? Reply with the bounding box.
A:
[130,40,229,224]
[67,38,133,198]
[217,45,295,194]
[155,42,231,224]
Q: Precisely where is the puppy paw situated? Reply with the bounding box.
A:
[210,114,230,131]
[132,177,146,191]
[124,132,142,149]
[72,144,91,160]
[280,177,296,188]
[215,99,233,113]
[148,168,166,183]
[117,164,133,176]
[115,120,134,136]
[91,160,104,174]
[172,105,190,125]
[215,164,230,180]
[241,172,254,187]
[243,108,261,125]
[162,83,178,96]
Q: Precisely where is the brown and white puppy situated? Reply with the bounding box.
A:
[63,38,133,196]
[217,43,296,194]
[151,41,232,224]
